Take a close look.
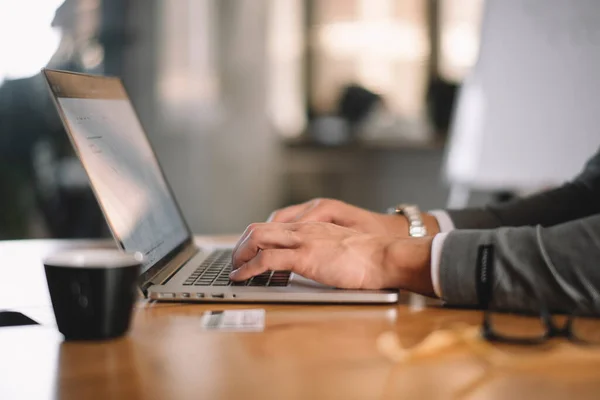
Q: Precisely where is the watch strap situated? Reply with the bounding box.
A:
[388,204,427,237]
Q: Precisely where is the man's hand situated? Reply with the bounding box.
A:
[230,222,435,295]
[267,198,440,237]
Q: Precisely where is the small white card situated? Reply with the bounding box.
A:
[200,309,266,332]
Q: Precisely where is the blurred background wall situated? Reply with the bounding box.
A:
[129,0,283,234]
[0,0,490,239]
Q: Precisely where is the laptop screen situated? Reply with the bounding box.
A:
[44,70,191,275]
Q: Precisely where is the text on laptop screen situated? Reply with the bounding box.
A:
[57,97,190,273]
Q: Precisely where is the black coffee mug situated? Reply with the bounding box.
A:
[43,249,142,341]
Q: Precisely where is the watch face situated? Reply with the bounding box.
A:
[395,204,410,213]
[387,206,399,215]
[388,203,412,215]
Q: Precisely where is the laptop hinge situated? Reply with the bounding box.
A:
[141,243,199,294]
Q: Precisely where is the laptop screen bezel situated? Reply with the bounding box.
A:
[42,68,195,287]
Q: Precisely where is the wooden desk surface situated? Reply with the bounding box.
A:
[2,238,600,400]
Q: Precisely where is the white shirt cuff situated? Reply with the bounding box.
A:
[426,210,454,298]
[428,209,456,233]
[430,232,450,298]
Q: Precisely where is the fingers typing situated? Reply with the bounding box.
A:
[231,223,301,274]
[229,249,297,281]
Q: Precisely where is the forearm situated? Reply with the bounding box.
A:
[446,180,600,230]
[422,213,442,235]
[439,214,600,314]
[446,148,600,230]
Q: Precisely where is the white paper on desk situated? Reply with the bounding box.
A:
[200,309,265,332]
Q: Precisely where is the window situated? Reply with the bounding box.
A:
[0,0,63,82]
[438,0,484,82]
[308,0,430,121]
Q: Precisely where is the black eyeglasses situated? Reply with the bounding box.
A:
[477,244,600,345]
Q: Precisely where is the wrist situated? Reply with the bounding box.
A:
[382,212,441,237]
[422,213,441,236]
[382,237,435,296]
[381,214,408,236]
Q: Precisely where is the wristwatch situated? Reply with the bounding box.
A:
[387,203,427,237]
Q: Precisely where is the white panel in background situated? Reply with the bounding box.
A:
[445,0,600,191]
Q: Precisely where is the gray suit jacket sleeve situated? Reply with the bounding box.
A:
[439,148,600,313]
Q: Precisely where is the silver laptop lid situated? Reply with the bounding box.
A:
[43,69,194,286]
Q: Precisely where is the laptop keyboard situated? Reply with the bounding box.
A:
[182,249,291,287]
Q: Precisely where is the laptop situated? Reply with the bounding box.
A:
[42,69,398,304]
